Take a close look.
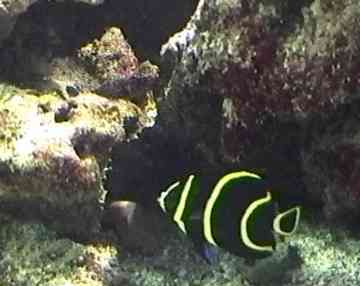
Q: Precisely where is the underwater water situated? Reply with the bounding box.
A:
[1,0,360,285]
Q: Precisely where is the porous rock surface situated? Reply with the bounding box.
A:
[1,0,360,285]
[0,26,158,239]
[104,1,360,284]
[108,0,360,224]
[0,87,154,239]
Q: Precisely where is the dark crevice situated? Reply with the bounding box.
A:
[0,0,199,83]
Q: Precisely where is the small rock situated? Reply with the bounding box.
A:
[65,84,81,97]
[54,102,75,123]
[102,201,162,256]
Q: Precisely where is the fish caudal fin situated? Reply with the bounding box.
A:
[273,206,301,236]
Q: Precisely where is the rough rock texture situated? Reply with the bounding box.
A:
[2,213,360,285]
[0,0,195,258]
[107,0,360,223]
[1,0,360,285]
[301,100,360,224]
[0,23,160,104]
[0,86,154,239]
[0,0,198,71]
[0,25,158,239]
[162,0,359,162]
[0,219,118,286]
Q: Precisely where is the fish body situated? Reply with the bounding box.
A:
[157,171,300,262]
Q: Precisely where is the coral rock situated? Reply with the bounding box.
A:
[107,0,360,226]
[0,88,154,239]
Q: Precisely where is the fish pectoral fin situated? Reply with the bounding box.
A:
[192,239,219,265]
[201,243,219,265]
[187,216,219,264]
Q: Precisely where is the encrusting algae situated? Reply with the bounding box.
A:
[0,82,156,239]
[0,219,118,286]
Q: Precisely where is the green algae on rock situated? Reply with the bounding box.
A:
[0,19,159,240]
[94,219,360,286]
[78,27,139,82]
[0,85,155,240]
[0,221,118,286]
[2,218,360,286]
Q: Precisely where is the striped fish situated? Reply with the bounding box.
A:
[157,171,300,263]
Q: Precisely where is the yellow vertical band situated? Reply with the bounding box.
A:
[203,171,261,246]
[240,191,274,252]
[173,174,195,234]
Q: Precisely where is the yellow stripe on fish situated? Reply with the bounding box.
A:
[203,171,261,246]
[240,191,274,252]
[173,175,195,234]
[157,170,301,262]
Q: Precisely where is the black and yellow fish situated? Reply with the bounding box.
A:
[157,171,301,263]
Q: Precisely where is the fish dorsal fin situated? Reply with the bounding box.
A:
[240,191,275,253]
[273,206,301,236]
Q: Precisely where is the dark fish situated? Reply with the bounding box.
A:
[157,171,301,263]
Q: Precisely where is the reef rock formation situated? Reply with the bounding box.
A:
[107,0,360,226]
[1,0,360,284]
[0,0,195,242]
[0,0,198,73]
[0,26,158,239]
[160,0,360,221]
